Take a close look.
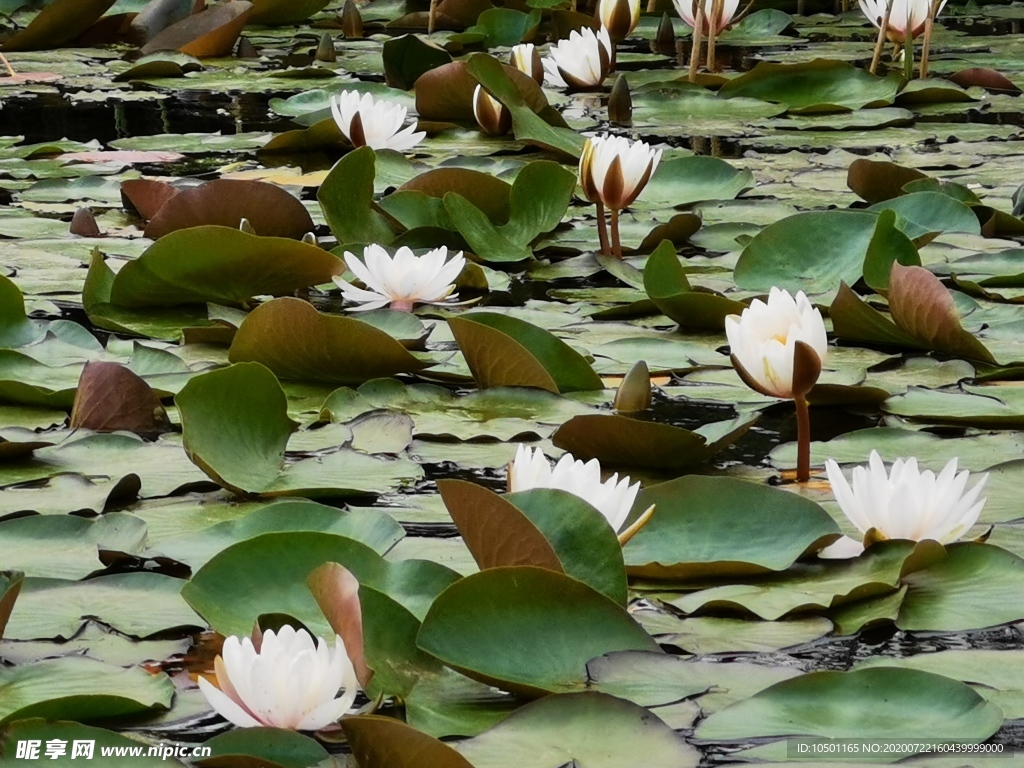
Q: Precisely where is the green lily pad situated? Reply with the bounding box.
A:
[108,227,343,308]
[456,692,700,768]
[228,298,429,384]
[735,211,878,293]
[718,59,901,113]
[639,156,755,209]
[448,313,603,393]
[181,530,460,637]
[176,363,421,497]
[869,192,982,244]
[0,569,23,641]
[643,240,747,329]
[1,720,181,767]
[196,727,329,768]
[3,0,116,52]
[318,146,396,247]
[898,543,1024,631]
[416,566,659,697]
[624,475,839,580]
[0,656,173,725]
[695,667,1002,748]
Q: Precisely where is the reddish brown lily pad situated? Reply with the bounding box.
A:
[141,1,252,57]
[70,361,172,436]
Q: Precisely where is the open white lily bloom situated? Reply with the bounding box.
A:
[335,245,465,312]
[672,0,741,33]
[509,444,639,533]
[580,134,662,212]
[199,626,359,730]
[725,287,828,400]
[510,43,544,85]
[543,27,614,89]
[859,0,947,41]
[599,0,640,42]
[329,90,425,152]
[820,451,987,559]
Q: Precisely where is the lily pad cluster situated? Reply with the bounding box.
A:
[5,0,1024,766]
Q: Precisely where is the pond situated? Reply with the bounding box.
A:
[3,0,1024,766]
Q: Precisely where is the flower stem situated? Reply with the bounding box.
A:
[610,207,623,259]
[869,0,894,75]
[795,394,811,483]
[596,201,610,256]
[707,0,723,71]
[920,0,942,79]
[688,3,704,83]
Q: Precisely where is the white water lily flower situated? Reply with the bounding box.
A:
[672,0,741,33]
[599,0,640,42]
[198,626,359,730]
[543,27,614,89]
[510,43,544,85]
[329,90,425,152]
[859,0,947,41]
[472,84,511,136]
[725,287,828,400]
[819,451,987,559]
[335,244,465,312]
[579,134,662,211]
[509,444,640,533]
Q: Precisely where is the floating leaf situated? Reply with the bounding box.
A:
[141,1,254,57]
[249,0,330,25]
[108,227,342,308]
[318,147,395,246]
[643,240,746,329]
[228,298,428,384]
[438,481,627,605]
[144,180,315,240]
[888,264,996,363]
[639,156,754,209]
[182,531,460,638]
[396,168,511,224]
[416,567,658,697]
[196,727,329,768]
[624,475,839,580]
[0,570,23,641]
[1,720,176,768]
[695,667,1002,747]
[70,361,171,436]
[457,692,699,768]
[735,211,878,293]
[0,656,173,725]
[869,192,981,245]
[718,59,901,113]
[448,313,603,393]
[343,715,474,768]
[2,0,116,52]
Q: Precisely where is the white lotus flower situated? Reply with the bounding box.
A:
[672,0,741,33]
[510,43,544,85]
[329,90,425,152]
[819,451,987,559]
[579,134,662,212]
[334,244,465,312]
[599,0,640,42]
[725,287,828,400]
[859,0,947,41]
[509,444,639,533]
[198,626,359,730]
[473,84,511,136]
[543,27,614,89]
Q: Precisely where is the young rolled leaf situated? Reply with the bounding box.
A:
[613,360,651,413]
[888,264,997,363]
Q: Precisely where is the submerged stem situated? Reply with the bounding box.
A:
[795,395,811,484]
